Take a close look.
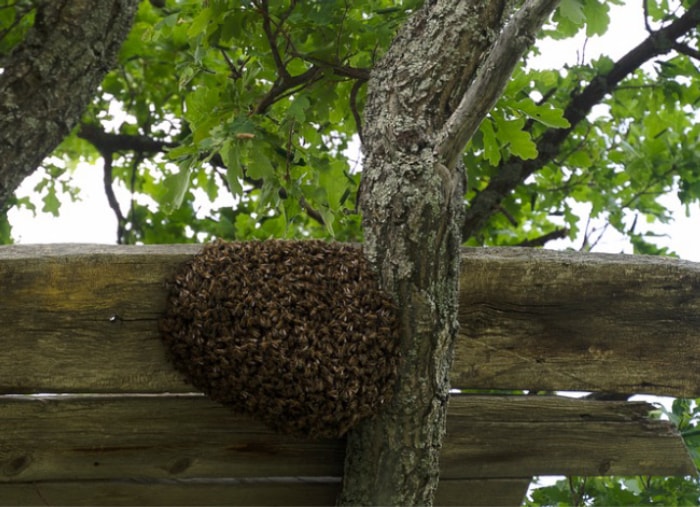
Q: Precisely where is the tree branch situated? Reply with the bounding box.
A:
[78,123,330,230]
[516,227,569,247]
[255,0,291,81]
[102,152,127,244]
[350,78,365,144]
[249,0,330,115]
[344,0,561,503]
[461,0,700,240]
[78,123,176,154]
[253,65,323,114]
[0,0,140,211]
[290,52,371,81]
[435,0,561,170]
[673,41,700,61]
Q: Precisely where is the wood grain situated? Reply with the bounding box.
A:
[0,244,697,505]
[455,247,700,395]
[2,245,700,396]
[442,395,694,478]
[0,478,531,506]
[0,244,197,393]
[0,395,692,483]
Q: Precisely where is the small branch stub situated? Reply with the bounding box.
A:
[159,240,401,438]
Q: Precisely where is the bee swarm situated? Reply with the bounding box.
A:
[159,240,400,438]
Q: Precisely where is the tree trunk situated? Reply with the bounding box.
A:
[340,1,560,504]
[0,0,140,211]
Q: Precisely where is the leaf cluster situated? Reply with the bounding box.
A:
[465,0,700,251]
[7,0,700,254]
[32,0,420,244]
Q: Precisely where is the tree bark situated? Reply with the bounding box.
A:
[0,0,140,211]
[340,0,560,504]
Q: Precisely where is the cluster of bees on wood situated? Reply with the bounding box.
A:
[160,240,401,438]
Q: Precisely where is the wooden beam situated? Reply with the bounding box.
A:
[442,395,695,478]
[0,479,341,507]
[0,244,197,393]
[1,245,699,396]
[0,395,692,483]
[0,478,531,507]
[454,247,700,395]
[436,478,530,507]
[0,395,344,482]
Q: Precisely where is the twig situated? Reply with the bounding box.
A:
[299,195,325,225]
[256,0,290,80]
[253,66,322,114]
[78,123,176,154]
[517,227,569,247]
[219,47,242,79]
[101,152,127,244]
[673,41,700,61]
[497,204,518,227]
[350,79,365,144]
[290,53,370,80]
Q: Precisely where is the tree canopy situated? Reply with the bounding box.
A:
[2,0,698,252]
[2,0,700,504]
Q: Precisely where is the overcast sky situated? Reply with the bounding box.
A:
[8,1,700,261]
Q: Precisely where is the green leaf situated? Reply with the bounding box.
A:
[42,189,61,217]
[161,163,192,212]
[514,99,571,129]
[247,148,275,180]
[319,206,335,237]
[567,149,592,168]
[480,118,501,166]
[221,140,244,196]
[166,143,197,161]
[558,0,585,25]
[0,213,11,244]
[583,0,610,37]
[188,7,212,38]
[494,117,538,160]
[287,95,311,123]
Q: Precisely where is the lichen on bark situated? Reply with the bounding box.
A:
[0,0,140,211]
[339,0,560,504]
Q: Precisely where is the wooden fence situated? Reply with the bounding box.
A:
[0,244,697,505]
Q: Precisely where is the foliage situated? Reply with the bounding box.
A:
[5,0,700,250]
[526,474,700,506]
[3,0,700,503]
[29,0,423,244]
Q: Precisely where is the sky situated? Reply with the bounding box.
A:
[7,1,700,262]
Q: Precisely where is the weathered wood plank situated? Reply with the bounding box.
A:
[442,395,695,478]
[0,395,692,482]
[454,248,700,396]
[0,478,530,506]
[0,479,341,506]
[1,245,700,396]
[0,244,198,393]
[0,395,344,482]
[436,478,530,507]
